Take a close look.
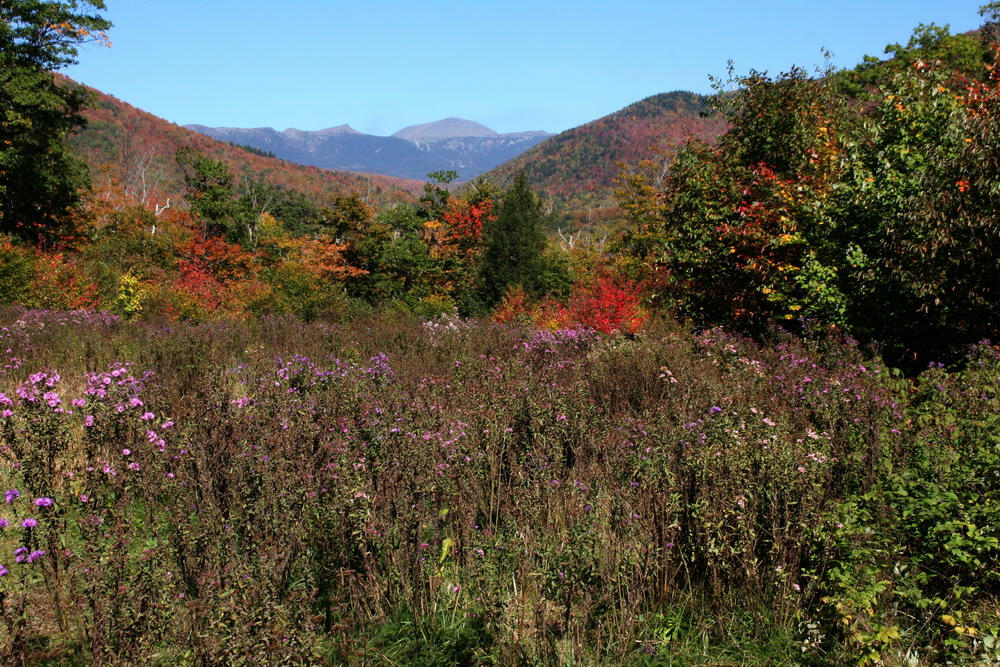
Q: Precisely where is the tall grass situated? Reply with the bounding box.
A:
[0,307,995,665]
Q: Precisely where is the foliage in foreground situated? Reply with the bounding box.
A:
[0,1,111,244]
[613,24,1000,365]
[0,309,994,665]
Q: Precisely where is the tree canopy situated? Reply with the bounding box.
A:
[612,19,1000,364]
[0,1,111,242]
[477,171,550,309]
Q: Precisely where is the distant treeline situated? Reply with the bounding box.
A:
[230,142,276,159]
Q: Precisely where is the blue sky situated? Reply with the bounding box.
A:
[63,1,987,136]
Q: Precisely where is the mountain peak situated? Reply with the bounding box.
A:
[283,124,360,138]
[185,117,551,181]
[392,118,498,140]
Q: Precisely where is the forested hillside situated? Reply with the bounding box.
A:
[66,76,423,211]
[485,91,728,226]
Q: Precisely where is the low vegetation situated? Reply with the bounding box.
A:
[0,310,995,665]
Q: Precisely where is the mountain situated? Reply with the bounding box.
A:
[63,76,423,210]
[186,119,552,182]
[392,118,497,140]
[484,91,729,223]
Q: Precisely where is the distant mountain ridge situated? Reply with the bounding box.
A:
[186,118,551,181]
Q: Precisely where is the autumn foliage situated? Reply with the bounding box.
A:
[493,272,647,335]
[613,27,1000,362]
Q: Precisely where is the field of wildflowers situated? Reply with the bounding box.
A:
[0,307,995,665]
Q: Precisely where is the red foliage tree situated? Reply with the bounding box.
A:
[493,271,648,335]
[567,273,647,334]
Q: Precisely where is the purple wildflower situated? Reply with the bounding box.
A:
[14,547,27,562]
[27,550,44,563]
[4,489,19,503]
[21,518,36,528]
[34,497,53,507]
[16,384,37,402]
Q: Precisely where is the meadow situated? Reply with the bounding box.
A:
[0,307,995,665]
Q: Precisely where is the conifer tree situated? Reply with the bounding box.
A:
[477,171,547,309]
[0,1,111,243]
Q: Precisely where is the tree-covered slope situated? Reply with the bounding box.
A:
[64,76,423,210]
[485,91,729,215]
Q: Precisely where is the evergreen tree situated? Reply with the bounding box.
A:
[477,171,547,309]
[176,148,241,239]
[0,1,111,243]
